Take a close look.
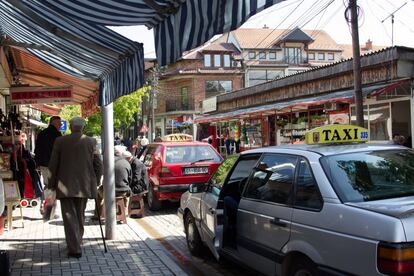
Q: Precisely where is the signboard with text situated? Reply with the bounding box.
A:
[10,86,72,104]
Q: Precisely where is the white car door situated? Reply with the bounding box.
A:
[237,154,297,276]
[199,155,239,259]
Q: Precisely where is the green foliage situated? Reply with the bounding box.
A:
[112,86,149,130]
[83,85,151,136]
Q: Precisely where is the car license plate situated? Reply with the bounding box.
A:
[183,167,208,175]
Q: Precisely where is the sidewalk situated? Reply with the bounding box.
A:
[0,200,187,276]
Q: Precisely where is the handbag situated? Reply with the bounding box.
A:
[43,189,56,221]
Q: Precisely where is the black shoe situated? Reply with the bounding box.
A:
[68,252,82,259]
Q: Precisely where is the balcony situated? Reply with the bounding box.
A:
[165,100,193,112]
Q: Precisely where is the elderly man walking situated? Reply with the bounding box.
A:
[48,117,99,258]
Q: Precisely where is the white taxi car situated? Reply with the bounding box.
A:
[178,125,414,276]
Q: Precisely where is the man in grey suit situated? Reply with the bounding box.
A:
[48,117,99,258]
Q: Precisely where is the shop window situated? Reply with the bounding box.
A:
[351,104,390,141]
[205,80,232,97]
[223,54,231,67]
[318,53,325,60]
[248,70,283,86]
[181,87,189,110]
[269,51,277,60]
[284,47,302,64]
[214,54,221,67]
[308,52,315,60]
[327,53,334,60]
[204,54,211,67]
[259,51,266,59]
[248,51,256,59]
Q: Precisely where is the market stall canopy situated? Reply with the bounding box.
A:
[9,48,99,116]
[0,0,143,106]
[0,0,282,107]
[195,80,408,123]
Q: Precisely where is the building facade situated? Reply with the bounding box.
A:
[197,46,414,154]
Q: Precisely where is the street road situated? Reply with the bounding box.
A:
[134,201,254,276]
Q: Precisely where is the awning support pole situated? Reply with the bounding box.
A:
[102,103,116,240]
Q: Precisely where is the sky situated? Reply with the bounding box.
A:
[110,0,414,58]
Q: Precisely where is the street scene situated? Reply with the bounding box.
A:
[1,0,414,275]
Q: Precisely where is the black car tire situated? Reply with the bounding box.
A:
[147,184,162,211]
[185,213,203,256]
[288,257,317,276]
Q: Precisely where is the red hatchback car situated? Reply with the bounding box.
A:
[140,135,223,210]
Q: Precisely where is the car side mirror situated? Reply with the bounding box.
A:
[189,182,207,193]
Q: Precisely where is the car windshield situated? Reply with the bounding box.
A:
[321,149,414,202]
[164,145,221,164]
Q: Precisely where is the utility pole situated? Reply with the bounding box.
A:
[381,2,407,46]
[348,0,364,127]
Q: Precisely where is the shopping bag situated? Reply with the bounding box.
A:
[43,189,56,221]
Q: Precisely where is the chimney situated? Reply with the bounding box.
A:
[263,24,269,29]
[364,39,372,50]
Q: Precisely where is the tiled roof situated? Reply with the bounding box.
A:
[182,42,241,60]
[231,28,343,50]
[339,44,388,59]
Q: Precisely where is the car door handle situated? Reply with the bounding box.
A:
[269,218,287,227]
[209,207,216,214]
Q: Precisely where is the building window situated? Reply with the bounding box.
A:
[248,51,256,59]
[214,54,221,67]
[308,52,315,60]
[204,54,211,67]
[248,70,283,86]
[223,54,231,67]
[181,87,189,110]
[284,47,302,64]
[327,53,334,60]
[205,80,232,97]
[318,53,325,60]
[259,51,266,59]
[269,52,277,60]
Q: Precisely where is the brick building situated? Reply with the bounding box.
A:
[149,43,244,138]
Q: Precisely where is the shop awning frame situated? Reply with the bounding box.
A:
[195,80,409,124]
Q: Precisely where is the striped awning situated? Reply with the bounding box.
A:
[29,0,284,66]
[1,0,282,105]
[0,0,144,106]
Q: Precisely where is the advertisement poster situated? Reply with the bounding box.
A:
[329,112,350,125]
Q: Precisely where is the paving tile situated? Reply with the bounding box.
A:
[1,200,186,276]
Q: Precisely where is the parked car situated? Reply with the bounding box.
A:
[178,125,414,276]
[140,134,223,210]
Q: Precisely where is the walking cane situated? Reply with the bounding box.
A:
[95,199,108,253]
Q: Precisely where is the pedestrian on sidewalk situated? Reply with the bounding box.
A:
[122,150,148,194]
[34,116,61,215]
[97,146,131,216]
[48,117,99,258]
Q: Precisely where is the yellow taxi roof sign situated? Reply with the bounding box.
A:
[161,134,193,142]
[305,125,369,145]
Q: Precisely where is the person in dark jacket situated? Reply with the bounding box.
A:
[34,116,61,214]
[122,151,148,194]
[97,146,131,217]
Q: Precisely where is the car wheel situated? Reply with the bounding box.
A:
[147,184,162,211]
[185,213,203,256]
[288,258,317,276]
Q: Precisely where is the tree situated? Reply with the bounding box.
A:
[83,86,150,136]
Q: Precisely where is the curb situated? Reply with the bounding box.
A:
[127,217,188,276]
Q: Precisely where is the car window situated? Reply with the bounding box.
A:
[321,149,414,202]
[142,146,157,167]
[244,154,297,205]
[295,158,322,210]
[210,155,238,190]
[218,154,261,200]
[164,145,221,164]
